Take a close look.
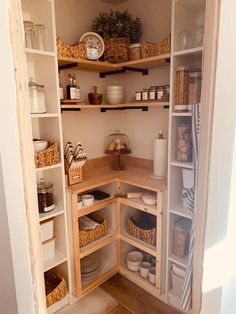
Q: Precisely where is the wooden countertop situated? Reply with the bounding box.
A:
[67,166,166,194]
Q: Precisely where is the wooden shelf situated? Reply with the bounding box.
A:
[77,197,116,218]
[35,163,62,172]
[39,207,64,222]
[119,198,157,216]
[31,113,59,119]
[25,48,55,57]
[173,47,203,57]
[171,112,192,117]
[58,54,170,74]
[120,232,156,257]
[170,161,193,169]
[43,250,67,272]
[168,253,188,269]
[170,204,193,220]
[80,233,116,259]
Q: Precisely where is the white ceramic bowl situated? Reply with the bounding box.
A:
[106,91,124,95]
[142,193,157,206]
[106,94,124,105]
[82,194,94,207]
[33,140,48,153]
[126,262,140,272]
[126,251,144,266]
[106,86,124,91]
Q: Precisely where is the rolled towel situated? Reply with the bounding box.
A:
[79,216,100,231]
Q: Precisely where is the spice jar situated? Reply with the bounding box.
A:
[188,70,202,105]
[176,124,192,162]
[173,218,191,258]
[142,89,149,101]
[157,86,164,101]
[149,88,156,100]
[175,66,189,108]
[135,91,142,101]
[37,178,55,213]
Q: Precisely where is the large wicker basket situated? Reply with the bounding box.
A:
[141,33,171,59]
[127,214,156,246]
[57,36,87,59]
[34,142,59,168]
[79,215,108,248]
[104,37,129,63]
[45,270,67,307]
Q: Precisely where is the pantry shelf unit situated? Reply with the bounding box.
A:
[170,161,193,169]
[171,112,192,117]
[39,206,64,222]
[119,197,157,216]
[77,197,116,218]
[35,163,62,172]
[25,48,56,57]
[120,232,156,257]
[173,46,203,57]
[169,204,193,220]
[44,251,68,272]
[58,54,171,76]
[31,113,59,119]
[168,254,188,269]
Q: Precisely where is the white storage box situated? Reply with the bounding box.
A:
[171,270,185,297]
[182,169,194,189]
[42,237,56,261]
[40,218,54,242]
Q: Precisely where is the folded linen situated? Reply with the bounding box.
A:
[79,216,100,231]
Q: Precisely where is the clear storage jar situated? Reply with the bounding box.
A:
[173,218,191,258]
[175,66,189,106]
[28,78,47,114]
[24,21,36,49]
[34,24,48,51]
[188,70,202,105]
[176,124,192,162]
[37,179,55,213]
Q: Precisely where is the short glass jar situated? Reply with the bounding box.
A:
[37,179,55,213]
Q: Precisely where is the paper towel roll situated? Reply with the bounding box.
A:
[153,138,168,178]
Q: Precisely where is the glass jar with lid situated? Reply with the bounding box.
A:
[149,88,156,101]
[188,70,202,105]
[28,77,47,114]
[142,89,149,101]
[175,66,189,109]
[176,124,192,162]
[23,21,36,49]
[173,218,191,257]
[37,178,55,213]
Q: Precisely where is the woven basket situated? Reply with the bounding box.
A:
[79,215,108,248]
[141,33,171,59]
[57,36,87,59]
[34,142,59,168]
[45,270,66,307]
[104,37,129,63]
[127,215,156,246]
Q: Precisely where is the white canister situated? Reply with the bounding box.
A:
[148,267,156,285]
[28,77,46,113]
[139,262,151,279]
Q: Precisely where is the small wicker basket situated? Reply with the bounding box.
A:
[57,36,87,59]
[104,37,129,63]
[127,215,156,246]
[141,33,171,59]
[79,216,108,248]
[34,142,59,168]
[45,270,67,307]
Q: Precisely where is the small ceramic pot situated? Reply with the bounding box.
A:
[148,267,156,285]
[139,262,151,279]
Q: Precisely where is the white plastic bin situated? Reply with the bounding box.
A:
[171,270,185,297]
[40,218,54,242]
[42,237,56,261]
[182,169,194,189]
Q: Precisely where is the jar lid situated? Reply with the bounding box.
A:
[28,77,44,88]
[176,65,190,71]
[37,178,53,192]
[175,218,191,230]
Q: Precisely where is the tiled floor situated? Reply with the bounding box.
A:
[57,287,119,314]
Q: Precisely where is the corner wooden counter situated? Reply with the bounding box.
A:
[66,165,167,300]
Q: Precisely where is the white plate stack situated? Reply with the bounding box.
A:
[106,86,124,105]
[81,255,101,281]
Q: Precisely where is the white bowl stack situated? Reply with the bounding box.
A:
[106,86,124,105]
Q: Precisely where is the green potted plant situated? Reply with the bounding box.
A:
[92,10,142,63]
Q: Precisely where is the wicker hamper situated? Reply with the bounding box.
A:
[127,213,156,246]
[34,142,59,168]
[45,270,66,307]
[104,37,129,63]
[79,215,108,248]
[57,36,87,59]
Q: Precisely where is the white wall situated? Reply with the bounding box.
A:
[201,0,236,313]
[0,1,35,313]
[56,0,171,160]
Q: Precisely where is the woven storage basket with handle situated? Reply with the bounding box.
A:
[57,36,87,59]
[127,214,156,246]
[34,142,59,168]
[141,33,171,59]
[79,215,108,247]
[45,270,66,307]
[104,37,129,63]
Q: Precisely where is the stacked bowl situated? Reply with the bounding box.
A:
[106,86,124,105]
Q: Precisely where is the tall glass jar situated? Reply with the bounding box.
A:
[34,24,48,51]
[24,21,36,49]
[37,179,55,213]
[176,124,192,162]
[188,70,202,105]
[175,66,189,106]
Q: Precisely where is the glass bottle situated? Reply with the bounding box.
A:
[23,21,36,49]
[34,24,48,51]
[66,74,77,100]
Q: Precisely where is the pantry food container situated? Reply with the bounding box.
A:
[28,77,47,114]
[188,70,202,105]
[42,237,56,261]
[176,124,192,162]
[182,169,194,189]
[40,218,54,243]
[175,66,189,108]
[173,218,191,258]
[37,178,55,213]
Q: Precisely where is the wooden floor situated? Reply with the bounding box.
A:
[109,304,131,314]
[102,274,181,314]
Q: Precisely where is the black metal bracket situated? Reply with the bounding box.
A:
[100,106,148,112]
[61,108,81,113]
[59,62,78,71]
[100,66,149,78]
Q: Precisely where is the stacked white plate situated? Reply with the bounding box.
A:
[106,86,124,105]
[81,255,101,281]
